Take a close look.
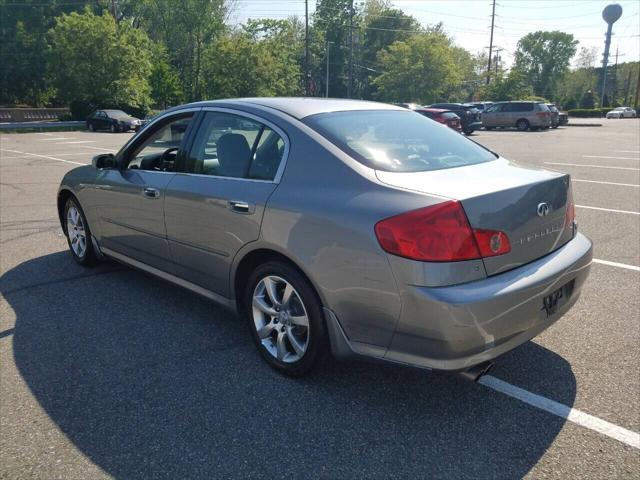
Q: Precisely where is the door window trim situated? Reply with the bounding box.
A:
[182,107,291,184]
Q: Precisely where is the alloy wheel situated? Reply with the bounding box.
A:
[67,206,87,258]
[252,275,310,363]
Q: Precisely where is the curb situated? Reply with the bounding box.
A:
[567,123,603,127]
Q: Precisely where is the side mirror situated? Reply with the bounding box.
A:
[92,153,116,169]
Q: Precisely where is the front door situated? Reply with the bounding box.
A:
[164,109,288,297]
[93,113,196,272]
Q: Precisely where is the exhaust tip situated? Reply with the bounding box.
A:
[458,361,494,382]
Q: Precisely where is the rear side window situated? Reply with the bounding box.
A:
[511,103,534,112]
[186,112,285,180]
[304,110,496,173]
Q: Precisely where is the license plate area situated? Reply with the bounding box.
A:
[542,280,575,317]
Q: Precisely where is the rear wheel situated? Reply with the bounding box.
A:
[463,129,474,135]
[516,119,530,131]
[244,261,327,377]
[64,197,97,266]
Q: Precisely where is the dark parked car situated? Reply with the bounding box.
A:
[546,104,568,126]
[429,103,482,135]
[467,102,494,113]
[87,109,142,133]
[58,98,591,379]
[416,108,462,132]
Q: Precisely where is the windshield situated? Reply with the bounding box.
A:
[105,110,130,119]
[304,110,497,173]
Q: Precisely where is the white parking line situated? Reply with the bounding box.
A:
[55,141,97,144]
[75,145,118,152]
[545,162,639,171]
[479,375,640,449]
[36,137,71,141]
[0,148,87,166]
[593,259,640,272]
[576,204,640,215]
[573,179,639,188]
[615,150,640,154]
[583,155,639,161]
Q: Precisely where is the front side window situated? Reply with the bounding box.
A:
[304,110,497,173]
[186,112,285,181]
[127,115,193,171]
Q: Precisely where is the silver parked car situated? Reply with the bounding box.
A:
[482,101,552,131]
[605,106,637,119]
[58,98,592,379]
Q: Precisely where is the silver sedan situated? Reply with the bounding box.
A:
[57,98,592,379]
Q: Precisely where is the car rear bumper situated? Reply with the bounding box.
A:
[379,232,592,371]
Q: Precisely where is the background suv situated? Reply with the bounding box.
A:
[482,101,551,131]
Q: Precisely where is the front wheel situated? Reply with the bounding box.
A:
[245,261,327,377]
[64,197,97,266]
[463,129,474,135]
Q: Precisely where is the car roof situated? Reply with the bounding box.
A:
[179,97,405,120]
[418,108,451,113]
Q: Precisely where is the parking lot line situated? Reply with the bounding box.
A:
[573,179,639,188]
[593,259,640,272]
[479,375,640,449]
[0,148,86,166]
[615,150,640,154]
[55,140,97,144]
[76,145,118,152]
[583,155,639,161]
[36,137,71,141]
[575,204,639,215]
[545,162,639,171]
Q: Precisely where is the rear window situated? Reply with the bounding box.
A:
[442,112,459,119]
[304,110,497,173]
[511,103,534,112]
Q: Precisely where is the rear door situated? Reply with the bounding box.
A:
[92,112,197,272]
[163,109,288,297]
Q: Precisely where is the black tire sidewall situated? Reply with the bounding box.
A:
[243,261,326,376]
[64,197,96,266]
[517,120,529,131]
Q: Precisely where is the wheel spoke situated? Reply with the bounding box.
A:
[263,277,281,306]
[253,296,277,317]
[276,331,287,360]
[257,321,275,339]
[281,283,294,308]
[287,327,305,356]
[290,314,309,328]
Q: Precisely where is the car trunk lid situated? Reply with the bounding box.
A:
[375,158,574,276]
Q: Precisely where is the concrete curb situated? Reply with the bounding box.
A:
[566,123,603,127]
[0,121,85,131]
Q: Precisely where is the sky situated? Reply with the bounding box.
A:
[229,0,640,67]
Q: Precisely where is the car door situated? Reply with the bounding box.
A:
[163,109,288,297]
[91,111,197,272]
[483,104,501,127]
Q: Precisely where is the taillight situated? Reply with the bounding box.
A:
[435,116,447,124]
[374,201,511,262]
[565,183,575,229]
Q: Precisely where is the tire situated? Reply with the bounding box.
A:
[463,129,474,136]
[244,261,327,377]
[88,123,95,132]
[516,119,530,131]
[110,124,119,133]
[64,197,97,267]
[484,126,494,131]
[552,125,559,129]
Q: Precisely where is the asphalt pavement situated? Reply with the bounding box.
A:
[1,120,639,479]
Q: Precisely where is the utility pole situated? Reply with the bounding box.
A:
[305,0,310,96]
[486,0,496,85]
[494,47,503,75]
[348,0,354,98]
[111,0,118,22]
[326,41,334,98]
[612,48,625,104]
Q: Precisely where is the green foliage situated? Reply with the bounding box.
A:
[567,108,607,117]
[149,44,183,109]
[478,69,533,101]
[514,31,578,100]
[203,20,303,99]
[373,32,460,103]
[47,9,153,112]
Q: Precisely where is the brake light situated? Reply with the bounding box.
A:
[565,183,575,228]
[374,201,511,262]
[435,115,447,124]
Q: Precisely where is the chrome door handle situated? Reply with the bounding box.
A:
[228,200,253,214]
[143,187,160,198]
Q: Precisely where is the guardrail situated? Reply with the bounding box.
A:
[0,108,71,123]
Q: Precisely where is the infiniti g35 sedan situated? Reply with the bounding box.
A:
[57,98,592,378]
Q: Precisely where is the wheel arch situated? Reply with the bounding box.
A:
[57,188,76,234]
[231,245,328,312]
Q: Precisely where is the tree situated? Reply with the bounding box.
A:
[479,68,533,101]
[556,47,599,109]
[47,9,153,112]
[137,0,227,101]
[360,3,422,98]
[149,45,183,109]
[203,19,303,99]
[372,32,460,103]
[513,31,578,100]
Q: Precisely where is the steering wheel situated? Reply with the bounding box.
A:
[159,147,179,171]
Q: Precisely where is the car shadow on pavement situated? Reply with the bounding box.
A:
[2,252,577,479]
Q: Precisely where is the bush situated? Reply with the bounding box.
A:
[69,99,100,120]
[567,108,604,117]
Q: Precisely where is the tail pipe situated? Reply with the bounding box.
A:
[458,361,494,382]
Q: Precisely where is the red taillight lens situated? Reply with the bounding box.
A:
[565,184,575,228]
[472,229,511,257]
[435,116,447,124]
[374,201,511,262]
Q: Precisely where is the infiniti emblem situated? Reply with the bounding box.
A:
[537,202,550,217]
